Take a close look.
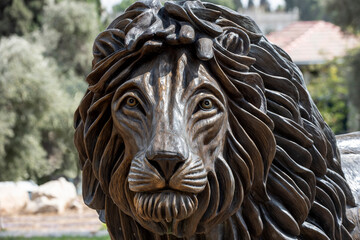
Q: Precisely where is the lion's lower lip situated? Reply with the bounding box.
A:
[133,191,198,223]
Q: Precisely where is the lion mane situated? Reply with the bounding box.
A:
[74,0,355,239]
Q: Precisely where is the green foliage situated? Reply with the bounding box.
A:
[38,74,85,182]
[306,62,349,134]
[39,0,100,77]
[283,0,360,132]
[346,49,360,109]
[112,0,238,13]
[112,0,136,12]
[323,0,360,130]
[284,0,326,20]
[344,47,360,130]
[0,36,86,182]
[0,0,101,183]
[326,0,360,33]
[0,37,58,180]
[83,0,102,17]
[205,0,236,10]
[0,0,46,36]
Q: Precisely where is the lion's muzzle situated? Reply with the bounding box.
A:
[128,133,208,223]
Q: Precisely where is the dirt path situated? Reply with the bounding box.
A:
[0,209,107,238]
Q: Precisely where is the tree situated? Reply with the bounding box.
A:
[33,0,97,181]
[0,0,46,36]
[344,49,360,131]
[325,0,360,131]
[326,0,360,33]
[206,0,236,9]
[113,0,238,13]
[0,0,100,182]
[0,36,77,181]
[306,62,349,134]
[38,0,100,77]
[82,0,102,17]
[284,0,326,20]
[112,0,135,12]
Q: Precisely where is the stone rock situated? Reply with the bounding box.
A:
[25,177,77,214]
[337,131,360,239]
[0,180,39,192]
[337,132,360,203]
[0,183,30,214]
[25,196,61,213]
[68,197,85,213]
[337,131,360,154]
[347,207,360,240]
[31,177,77,200]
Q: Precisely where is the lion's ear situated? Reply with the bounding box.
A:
[92,29,126,67]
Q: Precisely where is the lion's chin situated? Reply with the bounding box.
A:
[133,191,198,223]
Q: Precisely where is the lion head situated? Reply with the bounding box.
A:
[74,0,355,239]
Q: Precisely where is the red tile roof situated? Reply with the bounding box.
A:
[266,21,360,65]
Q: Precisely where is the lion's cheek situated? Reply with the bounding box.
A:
[113,120,149,156]
[198,146,225,173]
[190,127,227,172]
[123,138,147,157]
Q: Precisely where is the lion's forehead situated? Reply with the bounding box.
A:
[126,50,223,106]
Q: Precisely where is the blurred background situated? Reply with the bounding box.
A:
[0,0,359,239]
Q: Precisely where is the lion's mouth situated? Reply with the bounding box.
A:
[133,191,198,223]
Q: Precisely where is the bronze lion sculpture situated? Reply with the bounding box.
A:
[74,0,356,239]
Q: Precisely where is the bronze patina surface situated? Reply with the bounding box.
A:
[74,0,355,239]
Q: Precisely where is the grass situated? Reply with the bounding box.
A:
[0,236,110,240]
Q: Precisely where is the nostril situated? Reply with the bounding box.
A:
[148,157,185,180]
[148,160,165,177]
[174,161,184,173]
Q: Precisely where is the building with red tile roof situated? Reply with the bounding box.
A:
[267,21,360,65]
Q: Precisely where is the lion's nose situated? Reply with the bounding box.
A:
[147,152,185,181]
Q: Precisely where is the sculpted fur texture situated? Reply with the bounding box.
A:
[74,0,355,239]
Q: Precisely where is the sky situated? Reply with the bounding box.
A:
[101,0,285,12]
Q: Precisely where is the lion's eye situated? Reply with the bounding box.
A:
[126,97,138,107]
[200,99,214,110]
